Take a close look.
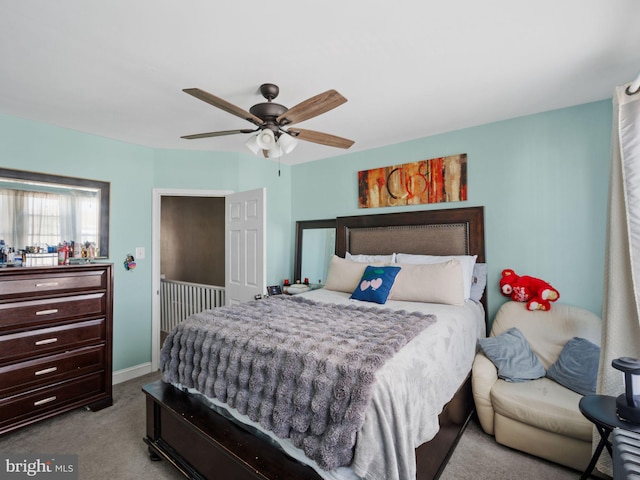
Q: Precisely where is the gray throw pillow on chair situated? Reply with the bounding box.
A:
[478,327,546,382]
[546,337,600,395]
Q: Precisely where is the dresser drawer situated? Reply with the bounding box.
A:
[0,293,105,332]
[0,319,105,364]
[0,372,106,427]
[0,345,105,395]
[0,268,108,299]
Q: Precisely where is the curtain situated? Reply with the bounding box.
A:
[0,189,16,245]
[0,189,93,250]
[597,83,640,475]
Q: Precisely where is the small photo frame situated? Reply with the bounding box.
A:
[267,285,282,296]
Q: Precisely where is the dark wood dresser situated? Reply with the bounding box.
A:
[0,263,113,435]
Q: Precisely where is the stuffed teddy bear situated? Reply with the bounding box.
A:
[500,268,560,311]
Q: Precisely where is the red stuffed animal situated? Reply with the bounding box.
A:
[500,269,560,311]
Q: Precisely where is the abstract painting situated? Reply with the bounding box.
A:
[358,154,467,208]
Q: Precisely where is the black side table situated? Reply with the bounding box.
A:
[579,394,640,479]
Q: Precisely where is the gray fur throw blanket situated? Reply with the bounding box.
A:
[160,295,436,470]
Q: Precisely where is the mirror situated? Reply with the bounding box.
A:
[0,168,110,258]
[294,219,336,285]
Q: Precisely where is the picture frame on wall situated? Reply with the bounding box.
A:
[357,153,467,208]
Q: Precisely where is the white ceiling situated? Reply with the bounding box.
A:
[1,1,639,165]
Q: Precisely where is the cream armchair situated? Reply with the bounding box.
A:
[472,301,601,471]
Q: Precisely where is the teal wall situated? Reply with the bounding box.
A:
[291,100,612,322]
[0,98,612,371]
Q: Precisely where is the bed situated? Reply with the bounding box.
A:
[143,206,487,480]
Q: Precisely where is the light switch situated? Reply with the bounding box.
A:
[135,247,145,259]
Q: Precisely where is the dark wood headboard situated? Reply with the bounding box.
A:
[336,206,487,324]
[336,207,484,259]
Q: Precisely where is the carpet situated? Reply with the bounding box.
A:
[0,372,582,479]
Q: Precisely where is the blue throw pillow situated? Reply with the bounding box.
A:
[546,337,600,395]
[478,327,546,383]
[350,265,401,304]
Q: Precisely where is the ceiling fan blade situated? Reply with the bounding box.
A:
[183,88,264,126]
[288,128,354,149]
[181,129,255,140]
[276,90,347,126]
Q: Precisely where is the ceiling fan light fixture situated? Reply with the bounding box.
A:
[269,143,284,158]
[278,133,298,154]
[244,134,261,155]
[246,130,288,158]
[256,129,276,150]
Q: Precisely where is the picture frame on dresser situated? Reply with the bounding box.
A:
[0,263,114,435]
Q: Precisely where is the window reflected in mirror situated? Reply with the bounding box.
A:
[0,168,110,259]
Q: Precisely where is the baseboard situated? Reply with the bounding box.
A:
[112,362,155,385]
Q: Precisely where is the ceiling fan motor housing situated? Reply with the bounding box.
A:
[249,102,288,123]
[251,83,289,133]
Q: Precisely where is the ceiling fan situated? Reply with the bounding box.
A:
[181,83,355,158]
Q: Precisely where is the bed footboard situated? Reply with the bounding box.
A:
[143,375,473,480]
[143,381,322,480]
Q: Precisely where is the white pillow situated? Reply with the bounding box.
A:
[395,253,477,300]
[346,252,396,263]
[324,256,368,293]
[470,262,487,302]
[389,260,465,305]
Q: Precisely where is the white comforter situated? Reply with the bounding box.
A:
[184,289,485,480]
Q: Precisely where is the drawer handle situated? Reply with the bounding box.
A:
[34,396,57,407]
[35,309,59,316]
[34,338,58,346]
[35,282,59,287]
[35,367,58,376]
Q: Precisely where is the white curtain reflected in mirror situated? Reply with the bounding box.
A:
[0,183,100,250]
[0,168,110,257]
[300,228,335,285]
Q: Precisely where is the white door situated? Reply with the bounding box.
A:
[225,188,266,305]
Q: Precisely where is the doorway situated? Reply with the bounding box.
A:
[151,188,232,371]
[159,195,225,345]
